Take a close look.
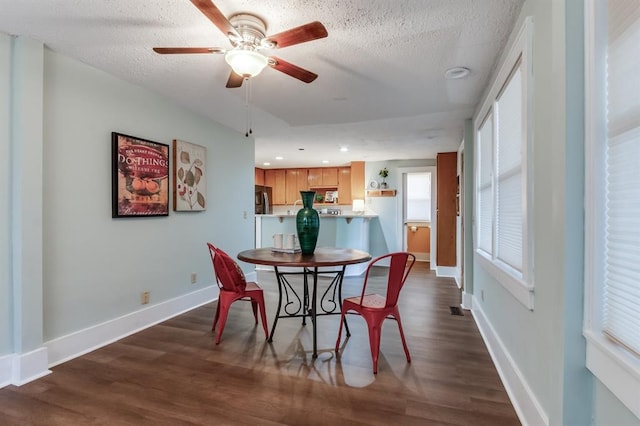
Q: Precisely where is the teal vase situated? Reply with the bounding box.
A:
[296,191,320,254]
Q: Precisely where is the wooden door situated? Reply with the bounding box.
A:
[436,152,457,266]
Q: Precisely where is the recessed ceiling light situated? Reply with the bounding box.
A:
[263,162,271,166]
[444,66,471,80]
[322,160,329,164]
[340,146,348,152]
[275,156,283,160]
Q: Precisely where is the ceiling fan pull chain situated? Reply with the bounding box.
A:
[244,77,253,137]
[245,77,250,137]
[248,78,253,135]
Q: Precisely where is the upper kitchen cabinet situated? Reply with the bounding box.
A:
[257,164,364,206]
[285,168,309,204]
[255,167,265,186]
[350,161,365,200]
[308,167,338,188]
[322,168,338,186]
[264,169,286,205]
[338,167,352,205]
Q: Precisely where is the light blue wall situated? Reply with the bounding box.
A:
[471,0,638,425]
[10,36,46,355]
[1,34,253,358]
[0,34,11,356]
[593,381,640,426]
[462,119,474,296]
[366,159,436,257]
[40,48,253,340]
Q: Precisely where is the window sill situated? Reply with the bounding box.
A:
[584,330,640,419]
[475,251,534,310]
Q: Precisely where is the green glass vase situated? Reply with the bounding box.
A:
[296,191,320,254]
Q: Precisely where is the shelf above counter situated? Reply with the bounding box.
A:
[366,189,396,197]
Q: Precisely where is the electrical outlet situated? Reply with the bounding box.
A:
[141,291,150,304]
[243,210,248,219]
[481,289,485,302]
[191,272,197,284]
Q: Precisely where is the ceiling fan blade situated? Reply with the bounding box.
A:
[269,57,318,83]
[153,47,225,54]
[226,71,245,88]
[190,0,240,39]
[265,21,328,49]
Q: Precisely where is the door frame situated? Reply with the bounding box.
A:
[396,166,437,270]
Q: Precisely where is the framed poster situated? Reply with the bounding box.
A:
[173,139,206,211]
[112,132,169,217]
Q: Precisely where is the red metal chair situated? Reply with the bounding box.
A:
[207,243,269,344]
[335,252,416,373]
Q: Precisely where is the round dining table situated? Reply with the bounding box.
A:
[237,247,371,358]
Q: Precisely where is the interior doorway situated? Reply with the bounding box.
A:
[397,166,437,268]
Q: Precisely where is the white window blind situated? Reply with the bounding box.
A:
[495,65,524,273]
[603,0,640,356]
[478,113,494,254]
[406,172,431,221]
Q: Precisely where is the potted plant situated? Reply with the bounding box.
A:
[378,167,389,188]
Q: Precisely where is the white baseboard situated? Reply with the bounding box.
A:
[461,291,473,310]
[471,298,548,426]
[12,347,51,385]
[0,347,52,388]
[454,275,462,289]
[436,266,457,278]
[45,285,219,368]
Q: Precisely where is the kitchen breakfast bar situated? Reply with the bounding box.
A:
[254,212,376,276]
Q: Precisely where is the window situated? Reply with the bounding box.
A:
[405,172,431,222]
[584,0,640,418]
[474,18,534,309]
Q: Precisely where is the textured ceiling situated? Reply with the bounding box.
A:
[0,0,524,168]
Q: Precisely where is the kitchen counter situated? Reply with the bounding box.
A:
[258,213,378,219]
[253,214,374,276]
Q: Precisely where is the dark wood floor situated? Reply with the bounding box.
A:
[0,262,520,425]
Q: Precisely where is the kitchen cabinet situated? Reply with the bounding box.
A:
[350,161,365,200]
[338,167,352,205]
[322,167,338,186]
[436,152,457,266]
[308,167,338,187]
[260,164,364,205]
[264,169,286,205]
[254,168,265,186]
[285,168,309,204]
[307,168,322,187]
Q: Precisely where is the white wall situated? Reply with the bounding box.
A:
[1,36,254,382]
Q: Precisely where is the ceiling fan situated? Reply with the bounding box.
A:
[153,0,328,88]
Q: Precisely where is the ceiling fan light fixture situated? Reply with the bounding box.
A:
[225,50,268,78]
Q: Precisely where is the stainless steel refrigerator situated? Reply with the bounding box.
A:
[255,185,272,214]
